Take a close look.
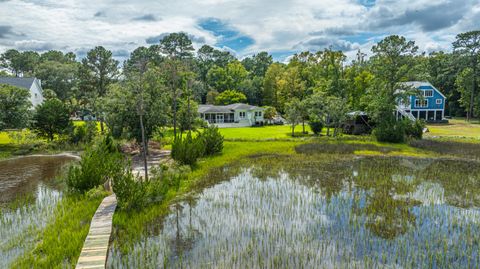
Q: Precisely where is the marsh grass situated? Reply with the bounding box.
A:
[410,139,480,160]
[108,155,480,268]
[11,193,106,268]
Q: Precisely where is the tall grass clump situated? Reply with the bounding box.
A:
[67,135,123,192]
[198,125,224,156]
[171,132,204,165]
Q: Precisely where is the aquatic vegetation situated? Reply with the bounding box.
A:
[108,155,480,268]
[0,187,61,268]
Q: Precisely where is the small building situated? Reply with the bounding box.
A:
[396,81,446,122]
[198,103,264,127]
[0,77,44,107]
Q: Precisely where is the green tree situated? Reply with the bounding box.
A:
[368,35,418,123]
[455,68,479,117]
[263,63,284,108]
[214,90,247,105]
[0,84,31,130]
[78,46,119,133]
[263,106,277,124]
[453,30,480,120]
[35,60,79,101]
[158,32,195,59]
[241,51,273,78]
[285,98,303,137]
[31,98,72,141]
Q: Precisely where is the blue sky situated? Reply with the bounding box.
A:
[0,0,478,62]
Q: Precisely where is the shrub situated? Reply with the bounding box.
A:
[373,118,405,143]
[70,121,98,144]
[309,121,324,135]
[198,125,224,156]
[171,132,204,165]
[112,168,148,210]
[66,135,124,192]
[404,120,424,139]
[113,164,190,211]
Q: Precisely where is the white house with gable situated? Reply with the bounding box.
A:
[0,77,44,107]
[198,103,265,127]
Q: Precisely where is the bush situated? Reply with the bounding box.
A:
[373,118,405,143]
[66,135,124,192]
[404,120,424,139]
[171,132,204,165]
[113,164,190,211]
[31,98,72,141]
[112,168,148,210]
[198,125,224,156]
[309,121,324,135]
[69,121,98,144]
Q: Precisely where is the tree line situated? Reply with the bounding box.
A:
[1,31,479,143]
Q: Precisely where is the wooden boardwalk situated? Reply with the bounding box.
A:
[76,194,117,269]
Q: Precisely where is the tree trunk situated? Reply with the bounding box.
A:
[173,94,177,138]
[469,65,477,121]
[139,113,148,181]
[292,124,295,137]
[302,120,305,134]
[100,119,104,134]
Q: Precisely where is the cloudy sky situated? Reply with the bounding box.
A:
[0,0,479,62]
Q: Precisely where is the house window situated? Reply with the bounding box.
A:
[35,93,38,98]
[424,90,433,97]
[239,112,246,118]
[415,99,428,108]
[255,111,262,117]
[436,99,442,104]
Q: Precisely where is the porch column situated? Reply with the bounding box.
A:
[425,110,428,121]
[417,111,419,120]
[434,110,437,121]
[442,109,444,120]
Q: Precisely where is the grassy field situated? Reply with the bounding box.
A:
[219,124,313,140]
[426,118,480,139]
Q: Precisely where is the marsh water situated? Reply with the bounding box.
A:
[0,155,76,267]
[108,155,480,268]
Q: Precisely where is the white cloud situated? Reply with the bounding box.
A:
[0,0,477,61]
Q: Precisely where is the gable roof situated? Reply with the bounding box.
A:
[0,77,36,90]
[198,103,263,113]
[401,81,446,99]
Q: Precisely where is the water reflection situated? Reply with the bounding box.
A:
[0,155,76,267]
[0,154,77,204]
[109,156,480,268]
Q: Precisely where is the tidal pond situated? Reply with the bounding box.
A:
[108,155,480,268]
[0,154,76,268]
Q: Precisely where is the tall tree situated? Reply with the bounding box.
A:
[263,63,284,108]
[368,35,418,121]
[78,46,119,132]
[157,33,196,137]
[453,31,480,120]
[0,84,31,130]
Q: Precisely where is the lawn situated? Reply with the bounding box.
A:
[219,124,312,140]
[0,131,13,144]
[426,118,480,139]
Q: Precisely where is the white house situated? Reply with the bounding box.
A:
[396,81,447,122]
[0,77,44,107]
[198,103,265,127]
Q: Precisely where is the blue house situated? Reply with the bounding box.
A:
[396,81,446,122]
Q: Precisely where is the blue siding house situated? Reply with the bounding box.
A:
[396,81,446,122]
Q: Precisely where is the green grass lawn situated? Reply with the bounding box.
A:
[426,118,480,139]
[219,124,313,140]
[0,131,13,144]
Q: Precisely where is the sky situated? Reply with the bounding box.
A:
[0,0,479,63]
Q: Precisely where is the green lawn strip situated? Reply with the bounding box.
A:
[11,193,106,269]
